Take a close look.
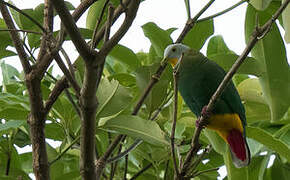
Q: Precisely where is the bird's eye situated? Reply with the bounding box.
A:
[172,48,176,52]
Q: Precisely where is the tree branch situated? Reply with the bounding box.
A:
[0,4,31,74]
[53,53,81,96]
[176,0,216,43]
[37,0,54,62]
[0,0,46,32]
[49,136,80,166]
[51,0,97,62]
[171,68,181,178]
[44,77,69,115]
[129,163,153,180]
[36,0,97,82]
[99,0,140,57]
[91,0,110,49]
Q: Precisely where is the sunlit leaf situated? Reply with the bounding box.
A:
[183,19,214,50]
[100,115,169,146]
[249,0,272,10]
[142,22,173,57]
[245,4,290,121]
[282,0,290,43]
[247,126,290,161]
[96,78,133,118]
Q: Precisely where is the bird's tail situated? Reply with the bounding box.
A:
[226,129,250,168]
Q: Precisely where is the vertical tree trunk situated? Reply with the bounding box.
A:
[26,78,50,180]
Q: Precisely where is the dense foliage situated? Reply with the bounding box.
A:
[0,0,290,179]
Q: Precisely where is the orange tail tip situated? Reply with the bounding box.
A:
[226,129,250,168]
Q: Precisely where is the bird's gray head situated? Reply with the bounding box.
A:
[163,43,190,66]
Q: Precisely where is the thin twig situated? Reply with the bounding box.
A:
[53,53,81,96]
[0,0,46,32]
[176,0,215,43]
[0,4,31,74]
[164,160,169,180]
[185,0,191,19]
[123,155,129,180]
[38,0,54,61]
[51,0,97,61]
[107,139,142,163]
[0,29,42,34]
[197,0,247,23]
[129,163,153,180]
[191,167,219,178]
[44,77,69,115]
[171,66,181,178]
[49,136,80,165]
[91,0,110,49]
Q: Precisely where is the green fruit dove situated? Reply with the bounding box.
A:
[163,44,250,168]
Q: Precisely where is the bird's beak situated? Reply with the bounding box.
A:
[161,56,179,67]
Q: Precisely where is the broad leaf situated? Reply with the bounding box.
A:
[207,35,264,77]
[0,120,25,133]
[237,78,271,122]
[100,115,169,146]
[142,22,173,57]
[86,0,119,30]
[0,61,20,85]
[108,44,141,72]
[245,4,290,121]
[247,126,290,161]
[183,19,214,50]
[224,147,249,180]
[282,0,290,43]
[249,0,272,10]
[96,78,133,118]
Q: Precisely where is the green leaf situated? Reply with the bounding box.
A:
[266,156,290,180]
[248,155,271,180]
[245,4,290,121]
[249,0,272,10]
[45,123,66,141]
[207,35,233,56]
[0,19,13,49]
[100,115,169,146]
[224,147,249,180]
[135,63,172,114]
[86,0,119,30]
[183,19,214,50]
[0,108,29,120]
[207,35,264,77]
[51,94,80,132]
[0,61,20,85]
[0,120,25,133]
[204,129,227,155]
[282,0,290,43]
[237,78,271,122]
[142,22,173,57]
[108,44,141,71]
[247,126,290,161]
[0,50,17,59]
[96,78,133,118]
[210,54,264,77]
[108,73,136,87]
[13,129,31,148]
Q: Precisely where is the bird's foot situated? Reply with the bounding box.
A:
[201,106,211,119]
[195,106,211,128]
